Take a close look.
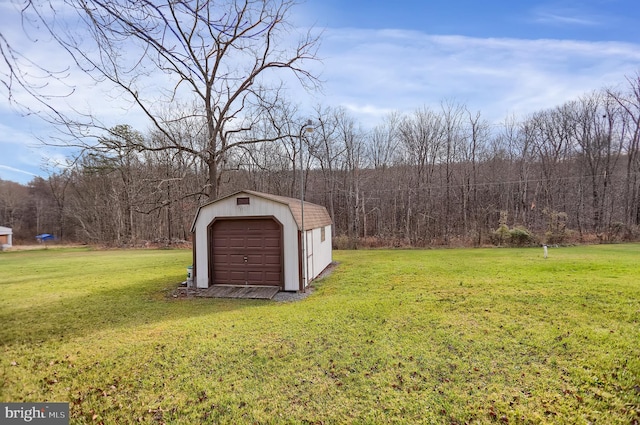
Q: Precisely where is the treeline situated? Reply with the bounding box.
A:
[2,75,640,247]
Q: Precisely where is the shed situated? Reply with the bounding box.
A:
[0,226,13,249]
[191,190,333,292]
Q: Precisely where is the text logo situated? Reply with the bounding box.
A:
[1,403,69,424]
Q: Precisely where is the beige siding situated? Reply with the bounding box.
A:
[306,225,332,282]
[192,191,333,292]
[0,226,12,247]
[193,194,301,291]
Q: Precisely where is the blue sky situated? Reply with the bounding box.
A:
[302,0,639,42]
[1,0,639,184]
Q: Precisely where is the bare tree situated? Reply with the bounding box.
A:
[459,108,490,243]
[307,105,345,228]
[526,107,573,214]
[1,9,73,116]
[93,125,146,243]
[336,109,366,238]
[9,0,320,199]
[0,179,29,233]
[398,107,445,242]
[501,115,534,228]
[243,99,304,197]
[368,112,401,170]
[365,112,401,237]
[608,74,640,228]
[439,100,465,243]
[568,92,623,235]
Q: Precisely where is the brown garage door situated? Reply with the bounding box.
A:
[209,218,282,286]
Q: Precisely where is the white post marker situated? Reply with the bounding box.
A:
[543,244,548,259]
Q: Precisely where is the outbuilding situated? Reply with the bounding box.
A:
[0,226,13,250]
[191,190,333,292]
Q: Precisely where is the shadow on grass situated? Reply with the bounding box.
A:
[0,278,265,347]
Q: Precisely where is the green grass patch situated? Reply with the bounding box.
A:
[1,245,639,424]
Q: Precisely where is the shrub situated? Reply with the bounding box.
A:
[493,224,510,246]
[544,210,568,244]
[607,222,625,242]
[332,235,359,250]
[509,226,536,246]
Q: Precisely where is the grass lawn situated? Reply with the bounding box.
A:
[1,245,639,424]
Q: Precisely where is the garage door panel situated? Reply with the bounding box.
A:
[229,237,246,248]
[214,270,231,281]
[229,270,245,281]
[247,272,280,285]
[210,218,282,286]
[264,272,281,283]
[228,253,247,264]
[263,238,280,247]
[264,254,280,264]
[246,237,264,248]
[246,270,264,280]
[212,238,228,247]
[213,254,229,265]
[213,239,234,248]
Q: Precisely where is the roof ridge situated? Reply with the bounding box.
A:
[242,190,332,230]
[191,190,332,232]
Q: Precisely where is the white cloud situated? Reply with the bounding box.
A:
[341,103,396,118]
[0,165,38,177]
[533,12,599,27]
[3,12,640,184]
[315,29,640,124]
[0,162,41,185]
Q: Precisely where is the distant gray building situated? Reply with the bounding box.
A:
[0,226,13,250]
